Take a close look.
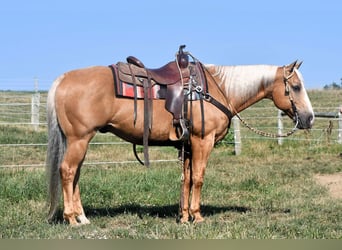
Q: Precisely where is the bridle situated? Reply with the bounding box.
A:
[283,67,300,127]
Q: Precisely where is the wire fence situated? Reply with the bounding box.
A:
[0,90,341,168]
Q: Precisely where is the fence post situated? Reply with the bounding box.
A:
[31,92,40,131]
[278,109,283,145]
[233,116,241,155]
[338,105,342,144]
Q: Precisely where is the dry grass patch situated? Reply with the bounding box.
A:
[314,173,342,199]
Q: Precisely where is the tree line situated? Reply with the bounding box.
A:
[323,78,342,90]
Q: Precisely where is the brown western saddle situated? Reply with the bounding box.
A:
[109,45,207,166]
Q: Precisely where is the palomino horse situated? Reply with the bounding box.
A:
[46,55,314,225]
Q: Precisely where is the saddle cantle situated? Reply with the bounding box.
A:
[117,58,190,86]
[126,56,145,68]
[108,45,207,166]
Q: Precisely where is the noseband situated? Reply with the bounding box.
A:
[283,67,299,128]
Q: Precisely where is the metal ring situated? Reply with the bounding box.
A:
[195,85,203,93]
[203,93,212,101]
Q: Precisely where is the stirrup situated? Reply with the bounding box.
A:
[174,119,189,141]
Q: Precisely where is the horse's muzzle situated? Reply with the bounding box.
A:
[297,112,314,129]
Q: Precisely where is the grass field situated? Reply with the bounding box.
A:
[0,90,342,239]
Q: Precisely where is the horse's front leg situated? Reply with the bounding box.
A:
[179,149,192,223]
[189,135,214,223]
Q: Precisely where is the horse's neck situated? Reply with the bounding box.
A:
[208,65,278,113]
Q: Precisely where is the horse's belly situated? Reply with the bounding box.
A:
[106,102,174,144]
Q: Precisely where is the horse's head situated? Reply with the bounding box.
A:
[271,61,314,129]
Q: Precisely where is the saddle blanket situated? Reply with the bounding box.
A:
[116,81,167,99]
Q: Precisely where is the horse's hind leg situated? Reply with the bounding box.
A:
[60,136,93,225]
[73,167,90,224]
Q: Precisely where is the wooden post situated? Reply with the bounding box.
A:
[278,109,283,145]
[233,116,241,155]
[31,91,40,131]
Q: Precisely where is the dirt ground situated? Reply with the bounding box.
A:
[314,173,342,199]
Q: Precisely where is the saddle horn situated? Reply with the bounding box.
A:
[177,45,189,69]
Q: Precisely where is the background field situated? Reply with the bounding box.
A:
[0,90,342,239]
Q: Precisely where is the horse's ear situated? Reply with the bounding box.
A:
[287,60,298,73]
[295,60,303,69]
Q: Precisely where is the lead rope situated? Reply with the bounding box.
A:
[235,112,298,138]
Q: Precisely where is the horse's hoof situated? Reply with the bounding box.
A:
[193,216,205,224]
[64,216,79,226]
[178,216,190,224]
[77,214,91,225]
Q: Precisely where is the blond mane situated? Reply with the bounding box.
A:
[205,64,278,100]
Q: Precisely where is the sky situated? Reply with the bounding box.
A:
[0,0,341,91]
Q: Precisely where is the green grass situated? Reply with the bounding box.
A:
[1,140,342,239]
[0,90,342,238]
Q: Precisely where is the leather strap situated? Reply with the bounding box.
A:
[128,63,138,126]
[204,93,234,121]
[143,75,151,167]
[199,96,205,138]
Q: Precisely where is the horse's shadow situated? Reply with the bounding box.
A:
[84,203,250,221]
[51,203,251,224]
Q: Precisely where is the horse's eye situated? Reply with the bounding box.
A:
[292,85,301,92]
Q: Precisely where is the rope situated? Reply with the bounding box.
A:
[235,113,298,138]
